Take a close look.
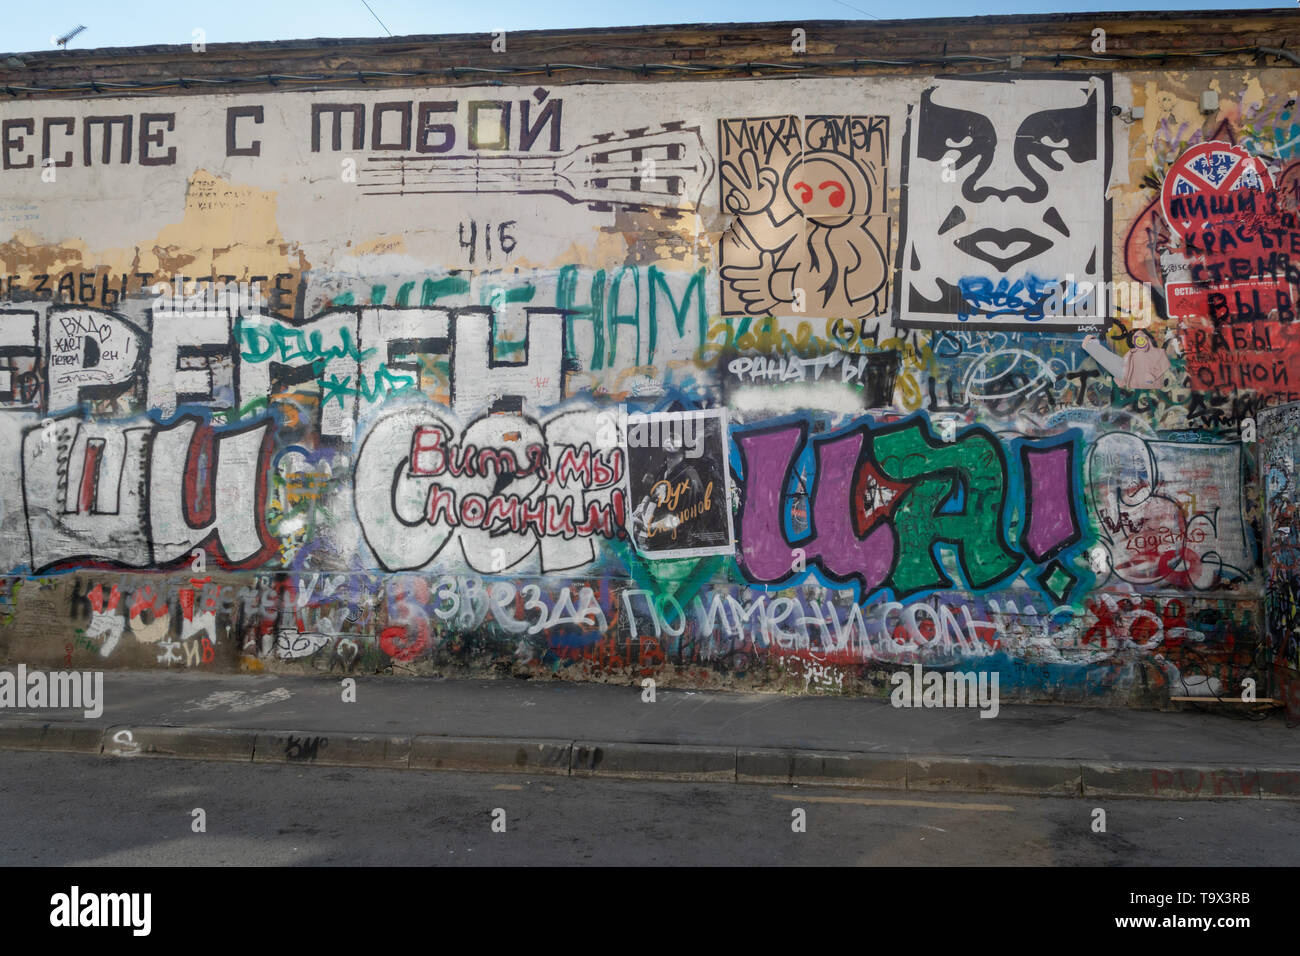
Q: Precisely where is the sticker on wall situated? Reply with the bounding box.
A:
[624,407,735,559]
[895,73,1113,330]
[1082,325,1174,390]
[1161,141,1295,322]
[718,115,891,319]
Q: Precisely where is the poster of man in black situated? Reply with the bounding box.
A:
[624,407,735,559]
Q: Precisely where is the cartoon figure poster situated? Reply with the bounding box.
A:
[718,115,891,321]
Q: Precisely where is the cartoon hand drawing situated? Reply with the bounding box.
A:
[718,116,891,319]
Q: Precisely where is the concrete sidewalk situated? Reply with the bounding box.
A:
[0,669,1297,799]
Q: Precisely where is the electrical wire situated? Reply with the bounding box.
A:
[360,0,393,38]
[0,45,1293,98]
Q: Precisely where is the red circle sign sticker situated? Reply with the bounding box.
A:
[1160,141,1275,239]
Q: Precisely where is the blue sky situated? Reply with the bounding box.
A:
[4,0,1289,53]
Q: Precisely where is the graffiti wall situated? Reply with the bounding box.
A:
[1261,401,1300,716]
[0,61,1289,705]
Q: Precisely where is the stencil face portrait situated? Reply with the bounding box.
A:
[899,74,1110,328]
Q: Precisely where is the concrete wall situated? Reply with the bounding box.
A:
[0,16,1293,705]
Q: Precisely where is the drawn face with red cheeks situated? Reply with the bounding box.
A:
[782,153,867,221]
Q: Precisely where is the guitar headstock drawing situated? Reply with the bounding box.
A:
[360,123,716,213]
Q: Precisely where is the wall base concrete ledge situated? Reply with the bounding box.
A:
[2,726,1297,801]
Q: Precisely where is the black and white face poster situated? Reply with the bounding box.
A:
[623,408,735,559]
[896,73,1112,330]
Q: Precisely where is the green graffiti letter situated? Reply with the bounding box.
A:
[871,421,1019,595]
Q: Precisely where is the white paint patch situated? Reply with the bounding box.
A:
[727,382,865,416]
[186,687,291,712]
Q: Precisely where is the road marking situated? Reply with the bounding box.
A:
[186,688,291,712]
[772,794,1014,812]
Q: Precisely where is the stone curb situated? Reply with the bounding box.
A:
[0,721,104,754]
[1078,762,1283,799]
[572,741,734,781]
[0,723,1296,800]
[255,730,411,769]
[738,748,909,789]
[910,755,1082,796]
[103,725,256,762]
[410,736,571,774]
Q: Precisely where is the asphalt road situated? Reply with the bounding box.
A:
[1,749,1296,866]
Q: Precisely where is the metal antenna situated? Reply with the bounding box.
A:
[55,25,87,49]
